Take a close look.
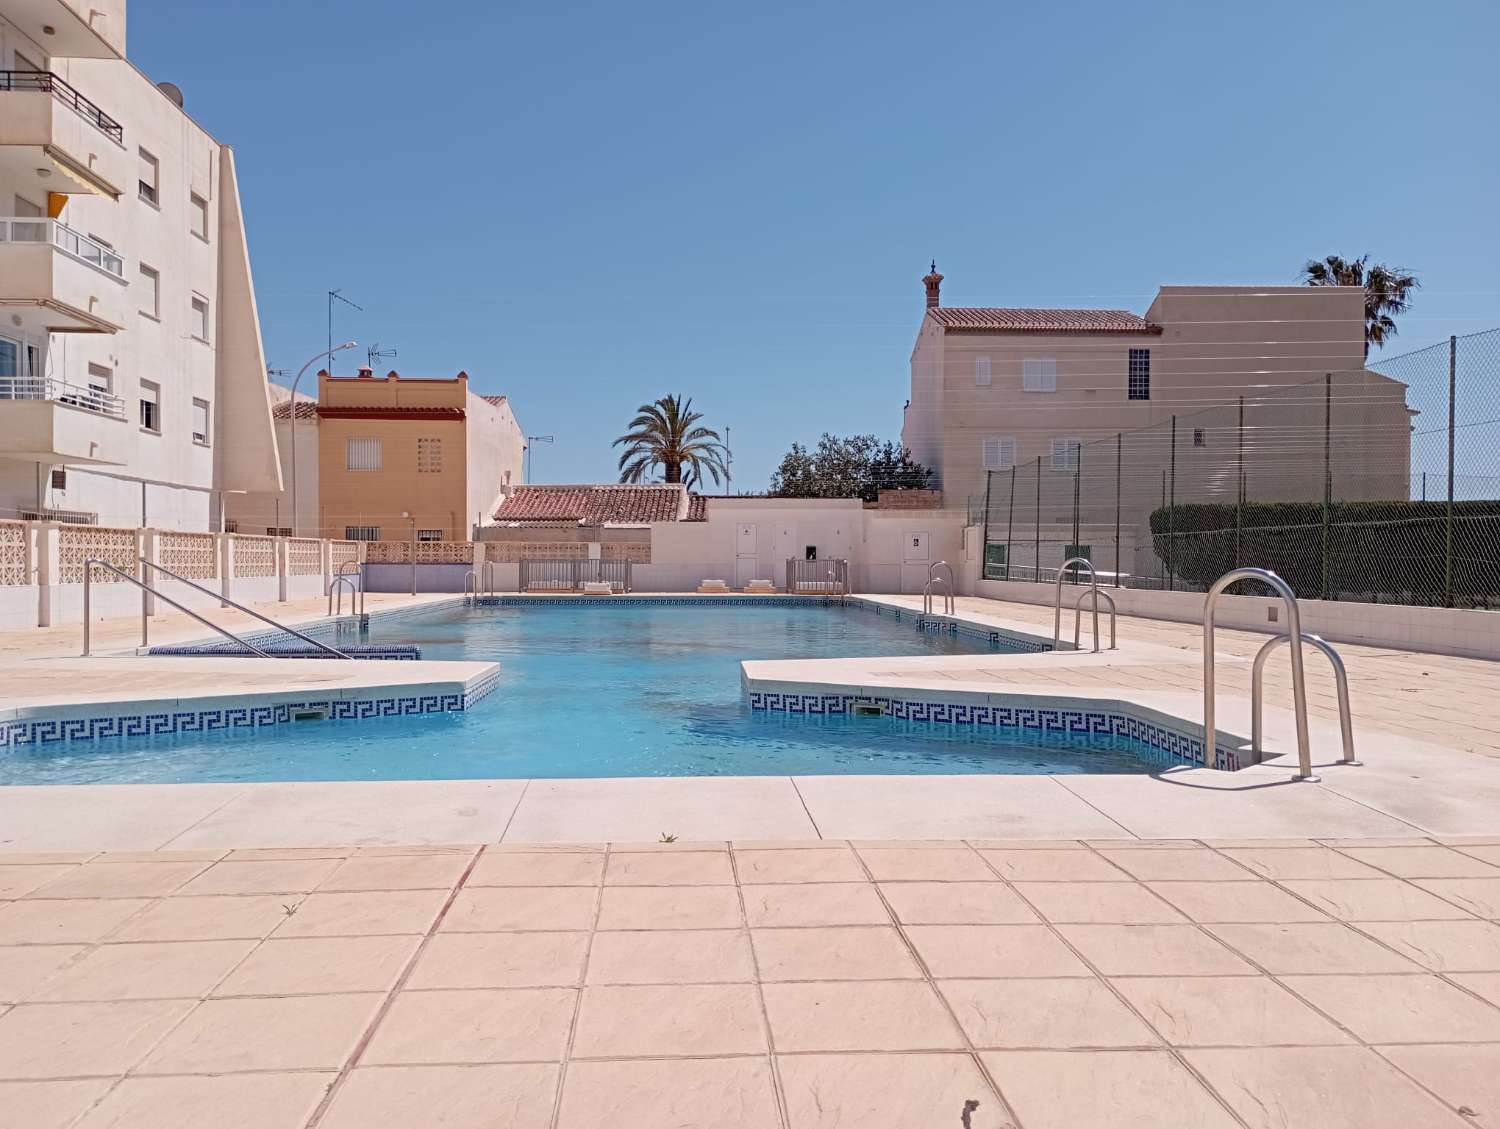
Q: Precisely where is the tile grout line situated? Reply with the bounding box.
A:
[544,841,609,1129]
[299,843,486,1129]
[785,776,825,840]
[151,785,258,851]
[495,778,533,844]
[1045,774,1142,838]
[727,845,794,1129]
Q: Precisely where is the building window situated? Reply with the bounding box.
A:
[190,294,210,342]
[138,264,159,319]
[192,398,210,445]
[1128,348,1151,401]
[417,529,443,542]
[974,355,992,387]
[139,380,160,433]
[345,525,380,541]
[137,148,159,207]
[1193,428,1207,448]
[1023,357,1057,393]
[50,468,67,491]
[981,436,1017,471]
[190,192,209,240]
[265,526,292,537]
[346,436,382,471]
[1049,437,1081,472]
[417,437,442,472]
[86,363,112,409]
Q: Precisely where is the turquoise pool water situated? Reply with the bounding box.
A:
[1,602,1164,783]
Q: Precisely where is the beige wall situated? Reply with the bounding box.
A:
[465,394,524,529]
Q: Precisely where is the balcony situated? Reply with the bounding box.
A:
[0,216,126,333]
[0,376,128,465]
[2,0,124,59]
[0,71,126,197]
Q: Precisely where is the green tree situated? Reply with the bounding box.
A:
[613,394,728,488]
[1301,254,1420,354]
[768,434,933,501]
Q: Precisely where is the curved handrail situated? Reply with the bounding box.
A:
[462,569,479,607]
[928,561,956,615]
[923,576,953,617]
[1203,567,1313,781]
[334,559,364,616]
[83,559,273,658]
[1052,556,1097,649]
[1253,632,1357,765]
[139,558,350,659]
[328,574,358,617]
[1072,587,1117,652]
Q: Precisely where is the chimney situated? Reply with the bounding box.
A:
[356,365,374,379]
[922,261,943,309]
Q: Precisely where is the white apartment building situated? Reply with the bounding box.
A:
[0,0,280,530]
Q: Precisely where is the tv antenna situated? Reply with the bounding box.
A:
[366,342,397,369]
[525,435,554,483]
[327,289,363,373]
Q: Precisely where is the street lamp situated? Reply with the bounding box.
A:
[288,341,358,537]
[525,435,554,483]
[401,509,416,595]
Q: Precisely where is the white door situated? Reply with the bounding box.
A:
[735,556,758,588]
[735,523,758,588]
[736,523,757,554]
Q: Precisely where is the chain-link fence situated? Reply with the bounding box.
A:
[975,329,1500,608]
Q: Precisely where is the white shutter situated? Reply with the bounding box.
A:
[1023,357,1057,392]
[974,355,992,387]
[346,436,382,471]
[982,436,1017,471]
[1049,437,1081,472]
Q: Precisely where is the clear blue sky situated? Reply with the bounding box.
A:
[129,0,1498,489]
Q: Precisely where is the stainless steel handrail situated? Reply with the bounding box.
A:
[462,570,479,606]
[82,559,273,658]
[139,558,350,659]
[334,560,365,616]
[928,561,956,615]
[1052,556,1097,650]
[922,576,954,617]
[1204,567,1314,781]
[1253,632,1357,765]
[1072,587,1117,652]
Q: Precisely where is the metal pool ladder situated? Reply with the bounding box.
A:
[1072,586,1117,651]
[923,560,955,617]
[1203,567,1315,780]
[328,560,365,618]
[1052,556,1099,650]
[1253,632,1357,765]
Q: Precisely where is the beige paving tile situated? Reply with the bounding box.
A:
[604,851,735,886]
[1058,924,1257,976]
[224,846,352,861]
[407,932,590,990]
[317,852,471,892]
[441,886,597,932]
[778,1052,1009,1129]
[321,1064,557,1129]
[1414,878,1500,918]
[979,848,1129,881]
[0,898,152,944]
[138,993,381,1073]
[1221,846,1387,880]
[1340,845,1500,878]
[1451,972,1500,1010]
[984,1049,1240,1129]
[71,1071,335,1129]
[272,889,446,938]
[571,983,765,1057]
[1378,1044,1500,1129]
[0,865,75,900]
[764,979,963,1051]
[1113,976,1353,1047]
[1356,920,1500,972]
[1146,880,1331,923]
[557,1057,779,1129]
[734,847,866,884]
[751,926,921,981]
[905,925,1090,979]
[1204,839,1321,850]
[967,839,1089,850]
[0,999,194,1078]
[0,853,96,866]
[595,885,742,930]
[1284,878,1475,921]
[1205,922,1422,974]
[213,935,420,996]
[467,851,604,887]
[0,945,86,1004]
[741,882,891,927]
[27,861,208,900]
[879,881,1038,925]
[586,928,754,985]
[941,977,1157,1048]
[1282,973,1500,1043]
[1455,844,1500,868]
[1187,1046,1470,1129]
[733,840,850,850]
[1016,881,1186,924]
[856,846,995,882]
[1097,848,1256,882]
[35,939,255,1002]
[0,1080,114,1129]
[114,894,302,942]
[176,859,341,896]
[364,988,576,1064]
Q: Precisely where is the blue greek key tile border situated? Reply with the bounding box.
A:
[847,598,1055,653]
[744,691,1240,771]
[477,595,851,608]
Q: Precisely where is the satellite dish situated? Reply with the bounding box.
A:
[157,81,184,108]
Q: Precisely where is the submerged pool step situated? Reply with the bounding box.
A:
[146,643,421,660]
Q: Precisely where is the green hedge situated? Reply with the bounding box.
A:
[1149,500,1500,605]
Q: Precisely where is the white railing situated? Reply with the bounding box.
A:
[0,216,124,278]
[0,376,126,419]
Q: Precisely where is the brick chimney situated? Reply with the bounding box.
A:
[356,365,374,379]
[922,261,943,309]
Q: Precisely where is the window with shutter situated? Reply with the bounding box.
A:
[192,398,210,445]
[1023,358,1057,393]
[1049,437,1082,472]
[982,436,1017,470]
[974,356,992,387]
[346,437,382,471]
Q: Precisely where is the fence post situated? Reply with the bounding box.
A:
[1167,416,1177,591]
[1114,433,1122,587]
[1005,465,1016,581]
[1235,396,1244,569]
[1033,457,1041,583]
[1445,334,1456,607]
[980,470,992,579]
[1071,446,1081,578]
[1322,373,1332,601]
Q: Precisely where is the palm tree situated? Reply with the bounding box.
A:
[613,395,729,488]
[1301,254,1420,354]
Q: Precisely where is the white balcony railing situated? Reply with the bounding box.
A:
[0,216,124,278]
[0,376,127,419]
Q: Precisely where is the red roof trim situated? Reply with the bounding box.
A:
[316,406,466,420]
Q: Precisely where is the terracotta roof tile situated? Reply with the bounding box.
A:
[494,484,704,524]
[928,307,1161,334]
[271,401,318,420]
[480,394,508,406]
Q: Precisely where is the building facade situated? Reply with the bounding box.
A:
[228,368,525,541]
[0,0,280,530]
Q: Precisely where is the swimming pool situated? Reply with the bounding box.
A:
[1,601,1167,783]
